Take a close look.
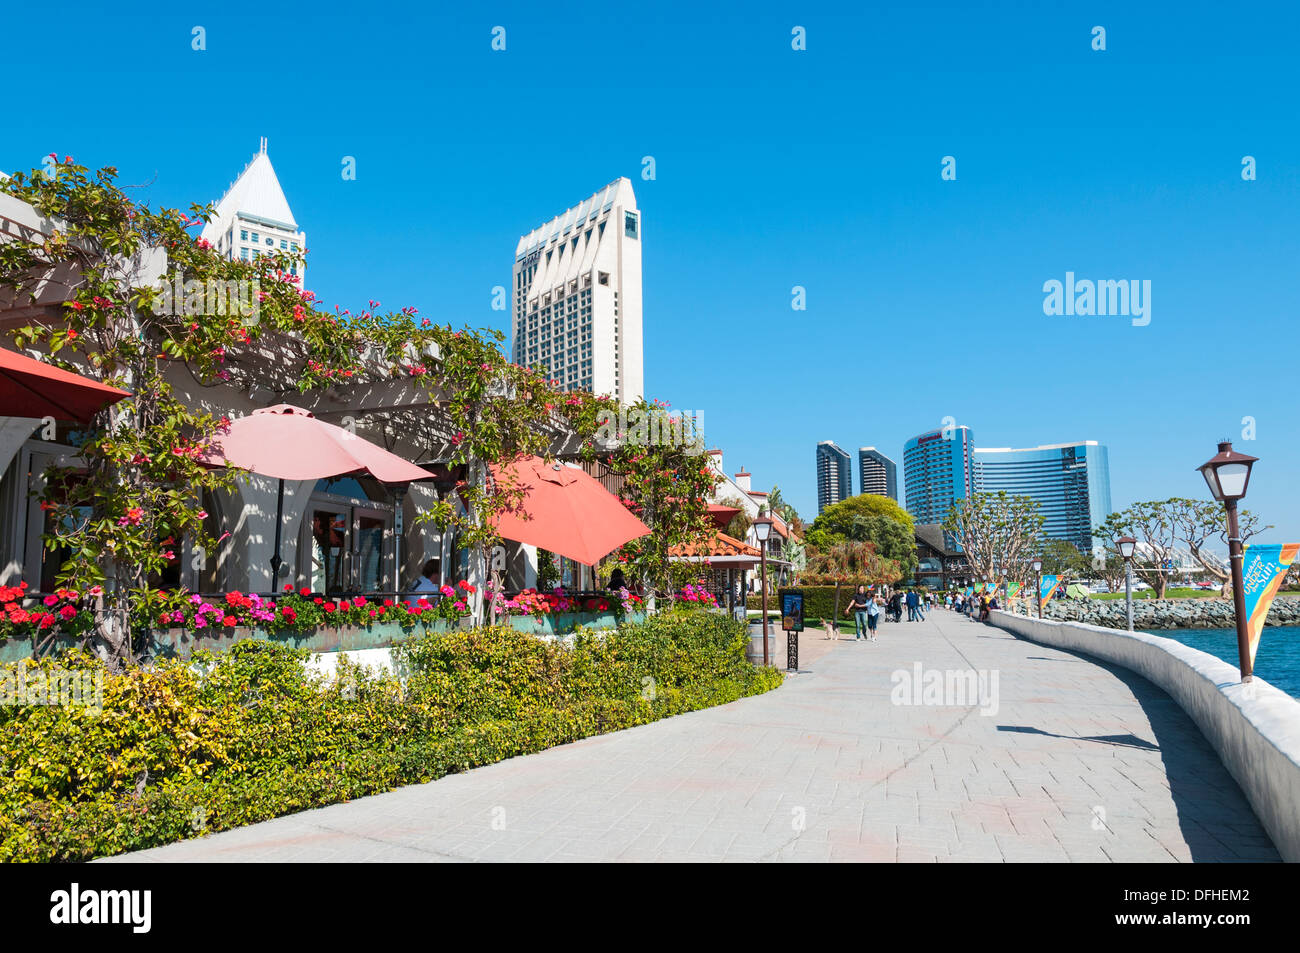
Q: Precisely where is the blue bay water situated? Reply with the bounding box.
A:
[1161,627,1300,699]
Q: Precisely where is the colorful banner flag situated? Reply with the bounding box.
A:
[1007,582,1021,599]
[1241,543,1300,666]
[984,582,997,595]
[1039,574,1061,608]
[965,586,973,597]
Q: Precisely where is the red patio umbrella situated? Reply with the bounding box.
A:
[0,347,129,421]
[200,404,436,591]
[491,455,650,567]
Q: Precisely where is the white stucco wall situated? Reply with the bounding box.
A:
[990,610,1300,862]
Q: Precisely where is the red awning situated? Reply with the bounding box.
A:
[0,347,129,422]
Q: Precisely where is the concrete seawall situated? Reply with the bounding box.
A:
[990,610,1300,862]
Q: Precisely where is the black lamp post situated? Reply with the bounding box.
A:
[1030,557,1043,618]
[753,515,773,666]
[1197,440,1259,682]
[1117,536,1137,632]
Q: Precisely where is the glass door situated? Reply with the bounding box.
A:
[352,507,390,593]
[309,506,351,594]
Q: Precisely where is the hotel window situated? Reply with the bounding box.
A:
[624,211,638,239]
[280,240,288,249]
[240,248,249,260]
[251,232,259,243]
[240,229,248,241]
[598,272,609,286]
[266,238,274,246]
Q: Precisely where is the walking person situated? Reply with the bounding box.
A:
[866,590,881,641]
[847,584,871,641]
[906,589,919,622]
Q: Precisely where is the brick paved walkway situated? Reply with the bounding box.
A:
[104,610,1279,862]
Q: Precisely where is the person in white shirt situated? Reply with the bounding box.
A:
[406,560,440,607]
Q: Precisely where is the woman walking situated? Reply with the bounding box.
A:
[847,585,872,641]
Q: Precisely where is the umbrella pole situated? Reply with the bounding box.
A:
[270,477,285,595]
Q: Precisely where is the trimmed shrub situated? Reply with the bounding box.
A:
[0,612,781,862]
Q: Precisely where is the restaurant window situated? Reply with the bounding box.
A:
[302,476,395,595]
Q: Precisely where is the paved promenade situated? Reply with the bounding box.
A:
[106,610,1278,862]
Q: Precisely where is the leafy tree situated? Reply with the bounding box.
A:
[1170,499,1269,595]
[1038,539,1090,579]
[564,397,718,607]
[809,494,916,578]
[943,491,1045,586]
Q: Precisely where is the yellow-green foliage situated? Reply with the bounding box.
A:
[0,613,781,861]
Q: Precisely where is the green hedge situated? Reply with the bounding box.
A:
[746,585,893,620]
[0,611,781,862]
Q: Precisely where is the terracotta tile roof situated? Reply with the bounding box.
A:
[669,531,761,558]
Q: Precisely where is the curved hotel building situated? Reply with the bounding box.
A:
[972,442,1111,554]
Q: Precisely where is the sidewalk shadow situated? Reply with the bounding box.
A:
[1001,636,1279,862]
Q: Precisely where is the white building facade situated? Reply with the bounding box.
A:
[200,138,306,284]
[511,178,643,403]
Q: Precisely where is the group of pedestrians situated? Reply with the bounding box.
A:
[842,586,935,641]
[948,590,998,622]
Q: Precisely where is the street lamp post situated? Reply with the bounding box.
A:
[753,515,774,667]
[1197,440,1259,682]
[1117,536,1137,632]
[1030,557,1043,619]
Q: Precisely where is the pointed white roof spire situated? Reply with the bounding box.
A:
[201,140,299,242]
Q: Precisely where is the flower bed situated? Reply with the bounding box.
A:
[0,583,477,661]
[0,611,783,861]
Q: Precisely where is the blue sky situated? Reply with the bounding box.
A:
[6,1,1298,541]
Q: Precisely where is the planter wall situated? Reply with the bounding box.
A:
[143,620,461,661]
[505,611,642,635]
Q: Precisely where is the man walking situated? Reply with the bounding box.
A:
[906,589,919,622]
[847,585,872,641]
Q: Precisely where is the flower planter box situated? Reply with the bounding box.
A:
[504,610,642,635]
[143,619,465,661]
[0,634,83,664]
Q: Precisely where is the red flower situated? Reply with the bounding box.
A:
[313,597,324,605]
[300,587,311,596]
[223,615,237,627]
[59,605,76,620]
[323,602,336,613]
[284,584,294,592]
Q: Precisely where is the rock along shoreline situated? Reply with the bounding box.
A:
[1016,595,1300,630]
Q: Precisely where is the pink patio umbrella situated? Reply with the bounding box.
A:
[200,404,436,592]
[490,455,650,568]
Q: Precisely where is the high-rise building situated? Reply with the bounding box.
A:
[903,426,975,526]
[816,441,852,513]
[973,441,1112,554]
[200,138,306,285]
[512,178,643,403]
[858,447,897,501]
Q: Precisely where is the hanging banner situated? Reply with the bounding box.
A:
[965,585,974,597]
[1241,543,1300,666]
[984,582,997,595]
[1006,582,1021,599]
[1039,574,1061,608]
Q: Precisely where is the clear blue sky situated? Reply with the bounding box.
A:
[6,1,1298,541]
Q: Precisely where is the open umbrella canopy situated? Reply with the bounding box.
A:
[199,404,436,482]
[0,347,129,422]
[491,455,650,566]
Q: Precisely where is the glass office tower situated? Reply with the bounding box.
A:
[816,441,852,514]
[972,441,1112,554]
[903,426,975,526]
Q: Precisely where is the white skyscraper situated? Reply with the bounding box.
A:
[512,178,643,403]
[201,138,307,285]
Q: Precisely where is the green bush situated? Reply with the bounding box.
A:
[0,612,781,862]
[745,585,888,620]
